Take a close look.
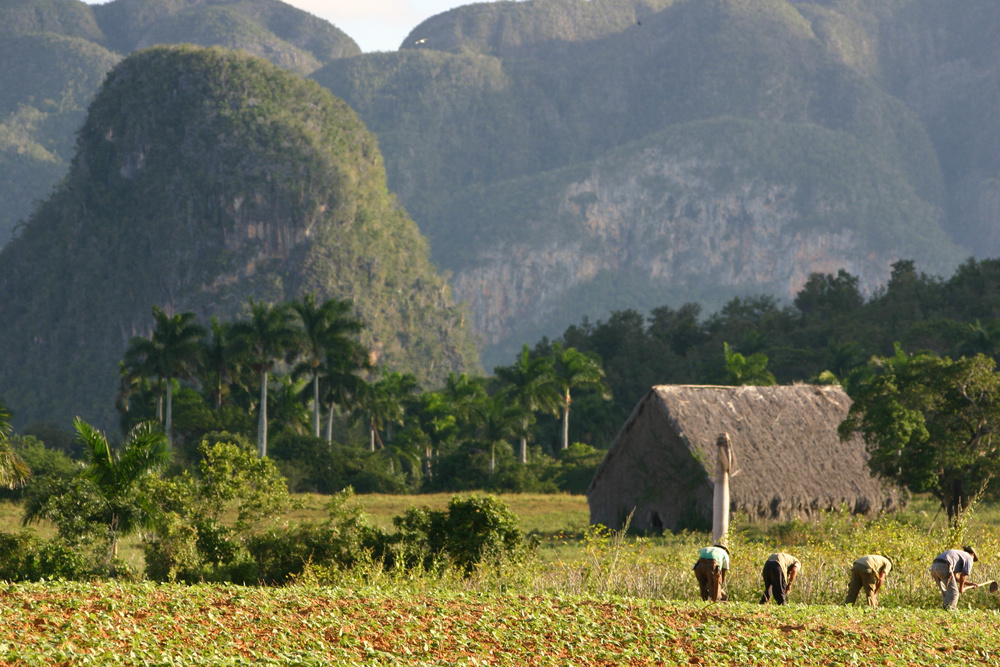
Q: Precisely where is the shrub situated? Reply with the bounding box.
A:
[0,435,78,502]
[143,433,291,582]
[394,495,526,574]
[0,531,89,581]
[555,442,605,494]
[247,488,390,583]
[142,512,201,583]
[270,433,409,494]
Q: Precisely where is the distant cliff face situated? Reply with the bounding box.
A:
[0,46,478,428]
[7,0,1000,381]
[453,171,878,349]
[427,114,961,365]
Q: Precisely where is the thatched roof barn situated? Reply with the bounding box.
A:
[586,384,900,532]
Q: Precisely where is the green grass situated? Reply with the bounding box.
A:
[289,492,591,535]
[7,491,1000,607]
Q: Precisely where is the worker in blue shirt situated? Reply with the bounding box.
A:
[929,546,979,611]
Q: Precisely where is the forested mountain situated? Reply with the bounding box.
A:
[4,0,1000,375]
[0,46,478,429]
[0,0,359,246]
[313,0,994,366]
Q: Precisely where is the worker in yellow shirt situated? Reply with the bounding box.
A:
[845,554,893,607]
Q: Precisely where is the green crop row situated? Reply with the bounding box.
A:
[2,579,999,665]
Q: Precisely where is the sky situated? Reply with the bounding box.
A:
[82,0,477,54]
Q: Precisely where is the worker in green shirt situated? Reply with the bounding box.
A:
[693,544,730,601]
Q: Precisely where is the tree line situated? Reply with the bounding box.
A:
[546,257,1000,515]
[111,294,612,495]
[9,257,1000,510]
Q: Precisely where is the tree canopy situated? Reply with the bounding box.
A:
[840,347,1000,517]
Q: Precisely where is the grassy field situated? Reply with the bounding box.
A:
[288,492,592,535]
[6,493,1000,664]
[0,492,593,575]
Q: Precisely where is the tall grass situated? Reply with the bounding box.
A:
[517,502,1000,610]
[8,489,1000,612]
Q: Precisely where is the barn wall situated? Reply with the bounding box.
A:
[588,395,712,531]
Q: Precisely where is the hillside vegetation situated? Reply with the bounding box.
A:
[0,0,359,245]
[5,0,1000,371]
[312,0,998,365]
[0,46,478,429]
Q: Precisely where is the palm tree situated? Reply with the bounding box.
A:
[114,360,145,424]
[495,345,560,463]
[958,319,1000,359]
[441,372,487,438]
[291,293,364,438]
[73,418,170,560]
[201,317,241,411]
[269,374,311,437]
[230,299,298,458]
[407,390,459,478]
[551,343,612,451]
[380,429,423,478]
[723,342,777,386]
[0,402,30,490]
[318,350,369,444]
[469,393,521,475]
[123,306,206,447]
[354,371,418,452]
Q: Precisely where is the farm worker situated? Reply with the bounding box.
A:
[759,552,800,605]
[693,544,730,601]
[844,554,893,607]
[929,546,979,611]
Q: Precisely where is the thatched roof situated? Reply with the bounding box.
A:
[587,384,899,528]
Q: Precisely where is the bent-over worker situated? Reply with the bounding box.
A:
[693,544,730,602]
[845,554,893,607]
[760,552,800,605]
[929,546,979,611]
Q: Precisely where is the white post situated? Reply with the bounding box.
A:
[713,432,734,544]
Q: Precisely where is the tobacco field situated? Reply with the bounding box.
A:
[5,495,1000,664]
[3,581,1000,665]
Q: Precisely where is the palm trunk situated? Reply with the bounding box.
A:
[561,389,571,450]
[490,442,496,475]
[313,372,321,438]
[258,369,268,458]
[519,417,528,464]
[326,401,335,444]
[165,378,173,448]
[713,434,733,544]
[156,377,164,422]
[370,420,376,452]
[109,515,120,568]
